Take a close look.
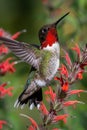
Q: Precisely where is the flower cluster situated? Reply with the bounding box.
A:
[0,83,13,98]
[0,28,23,129]
[21,43,87,130]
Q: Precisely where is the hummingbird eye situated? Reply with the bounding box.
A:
[42,28,47,33]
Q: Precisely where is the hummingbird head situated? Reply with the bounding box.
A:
[39,12,69,49]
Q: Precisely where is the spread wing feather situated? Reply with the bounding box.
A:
[0,36,41,69]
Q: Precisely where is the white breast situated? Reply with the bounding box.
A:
[45,42,60,80]
[43,41,60,53]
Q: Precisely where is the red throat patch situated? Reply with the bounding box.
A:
[41,28,58,49]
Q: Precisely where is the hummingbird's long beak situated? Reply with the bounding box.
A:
[54,12,70,26]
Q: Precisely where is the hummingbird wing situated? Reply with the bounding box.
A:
[0,36,41,69]
[14,70,42,109]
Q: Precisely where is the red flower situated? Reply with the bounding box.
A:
[11,29,26,40]
[0,58,15,75]
[62,82,69,92]
[76,72,83,80]
[0,120,7,129]
[64,52,72,66]
[69,89,85,97]
[20,114,39,130]
[0,28,25,39]
[54,76,64,85]
[39,102,49,116]
[53,114,68,124]
[45,86,56,102]
[63,100,84,108]
[59,64,68,77]
[72,44,81,57]
[28,125,35,130]
[0,83,13,97]
[0,28,11,38]
[0,44,8,55]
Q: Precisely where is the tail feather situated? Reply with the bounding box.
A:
[14,88,42,109]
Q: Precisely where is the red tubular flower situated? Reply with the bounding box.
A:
[0,58,15,75]
[5,87,14,96]
[0,28,11,38]
[0,44,8,55]
[72,44,81,57]
[28,125,35,130]
[39,102,49,116]
[45,86,56,102]
[53,114,68,124]
[0,83,14,97]
[76,72,83,80]
[63,100,83,108]
[11,32,22,39]
[0,28,24,39]
[11,29,26,40]
[59,64,68,77]
[69,89,85,96]
[64,52,72,66]
[62,82,69,92]
[20,114,39,130]
[54,76,64,85]
[0,120,7,129]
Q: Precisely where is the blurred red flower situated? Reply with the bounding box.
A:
[62,82,69,92]
[53,114,68,124]
[39,102,49,115]
[20,114,39,130]
[69,89,85,96]
[63,100,80,108]
[64,52,72,66]
[45,86,56,102]
[0,58,15,75]
[59,64,68,77]
[0,28,11,38]
[72,44,81,57]
[0,120,7,129]
[11,29,26,40]
[0,83,13,97]
[76,72,83,80]
[0,44,8,55]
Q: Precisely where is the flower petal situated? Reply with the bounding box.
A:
[0,120,7,129]
[59,64,68,77]
[72,44,81,57]
[20,114,39,129]
[64,52,72,66]
[53,114,68,124]
[45,86,56,102]
[69,89,85,95]
[39,102,49,115]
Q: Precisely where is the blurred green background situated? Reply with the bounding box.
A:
[0,0,87,130]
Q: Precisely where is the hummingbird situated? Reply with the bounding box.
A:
[0,12,69,109]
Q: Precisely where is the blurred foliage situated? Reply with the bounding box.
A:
[0,0,87,130]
